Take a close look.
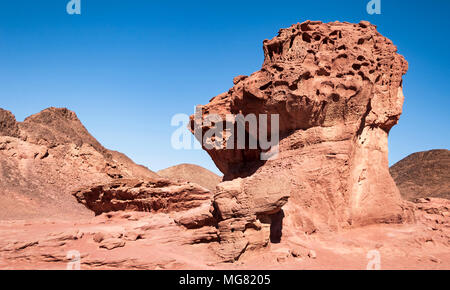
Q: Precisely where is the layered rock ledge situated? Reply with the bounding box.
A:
[73,178,216,229]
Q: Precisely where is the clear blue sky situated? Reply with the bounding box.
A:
[0,0,449,175]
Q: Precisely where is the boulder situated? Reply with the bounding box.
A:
[0,107,159,220]
[73,178,214,217]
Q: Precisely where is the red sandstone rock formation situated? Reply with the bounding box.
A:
[191,20,412,260]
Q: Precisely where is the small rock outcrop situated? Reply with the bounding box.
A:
[214,177,291,260]
[0,109,20,138]
[390,150,450,201]
[191,20,412,260]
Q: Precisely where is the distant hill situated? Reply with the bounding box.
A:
[390,150,450,201]
[158,164,222,191]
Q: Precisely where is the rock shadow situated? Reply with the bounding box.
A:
[270,209,285,243]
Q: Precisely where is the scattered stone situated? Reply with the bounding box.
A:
[429,256,441,264]
[93,233,105,243]
[124,232,143,242]
[290,247,309,258]
[308,250,317,259]
[99,239,126,250]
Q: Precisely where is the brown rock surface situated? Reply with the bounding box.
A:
[390,150,450,201]
[157,164,222,191]
[0,107,158,220]
[191,20,412,259]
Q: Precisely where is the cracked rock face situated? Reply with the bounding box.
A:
[191,20,412,260]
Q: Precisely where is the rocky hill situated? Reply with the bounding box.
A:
[391,150,450,201]
[157,164,222,191]
[0,107,159,220]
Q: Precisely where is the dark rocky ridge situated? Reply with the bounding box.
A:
[391,150,450,201]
